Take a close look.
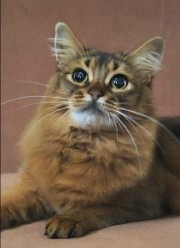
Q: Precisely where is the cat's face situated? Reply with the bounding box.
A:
[42,23,164,131]
[53,52,149,130]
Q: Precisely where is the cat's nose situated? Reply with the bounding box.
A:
[88,89,104,100]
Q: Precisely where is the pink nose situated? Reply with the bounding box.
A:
[88,89,104,100]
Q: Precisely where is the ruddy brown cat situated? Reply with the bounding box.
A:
[1,23,180,238]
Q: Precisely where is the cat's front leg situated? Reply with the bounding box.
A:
[1,174,49,229]
[45,205,150,238]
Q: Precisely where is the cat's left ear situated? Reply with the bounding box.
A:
[51,22,85,67]
[126,37,165,75]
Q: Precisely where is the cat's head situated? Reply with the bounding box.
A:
[42,23,164,131]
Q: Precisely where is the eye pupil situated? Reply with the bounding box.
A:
[111,74,128,89]
[73,69,87,83]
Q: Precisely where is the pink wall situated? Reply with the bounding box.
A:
[1,0,180,172]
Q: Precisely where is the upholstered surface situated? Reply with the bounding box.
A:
[1,173,180,248]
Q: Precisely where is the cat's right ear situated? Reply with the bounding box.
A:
[50,23,85,67]
[126,37,165,76]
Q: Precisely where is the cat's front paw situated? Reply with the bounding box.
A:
[45,214,92,238]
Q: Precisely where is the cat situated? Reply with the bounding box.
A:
[1,22,180,239]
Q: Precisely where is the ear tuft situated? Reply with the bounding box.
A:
[127,37,165,75]
[50,22,85,65]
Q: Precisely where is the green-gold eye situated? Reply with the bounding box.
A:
[72,69,88,84]
[110,74,128,90]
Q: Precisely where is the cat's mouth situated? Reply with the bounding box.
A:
[71,100,109,129]
[78,101,104,115]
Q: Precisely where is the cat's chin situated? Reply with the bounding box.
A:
[70,110,112,130]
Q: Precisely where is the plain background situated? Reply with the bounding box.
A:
[1,0,180,172]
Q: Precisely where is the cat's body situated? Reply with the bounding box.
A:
[1,23,180,238]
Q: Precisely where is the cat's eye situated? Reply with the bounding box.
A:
[72,69,88,84]
[110,74,128,90]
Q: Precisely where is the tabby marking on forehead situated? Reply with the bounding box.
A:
[78,55,127,85]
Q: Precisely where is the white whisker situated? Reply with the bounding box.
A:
[120,107,180,144]
[55,108,72,126]
[106,112,113,132]
[2,98,70,115]
[1,95,69,105]
[15,80,47,87]
[109,113,119,142]
[31,106,70,130]
[115,110,164,152]
[112,113,142,173]
[115,110,141,138]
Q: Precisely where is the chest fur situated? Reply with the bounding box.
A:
[28,128,153,214]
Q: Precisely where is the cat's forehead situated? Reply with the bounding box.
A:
[68,50,125,68]
[84,50,124,67]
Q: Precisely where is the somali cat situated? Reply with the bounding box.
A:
[1,23,180,238]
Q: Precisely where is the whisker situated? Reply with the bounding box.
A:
[15,80,68,98]
[115,110,142,139]
[55,108,72,126]
[6,100,69,113]
[109,113,119,142]
[112,113,142,173]
[129,117,165,153]
[142,103,156,108]
[115,110,164,152]
[109,102,128,106]
[15,80,47,87]
[31,106,70,130]
[106,112,114,132]
[1,95,69,105]
[120,107,180,144]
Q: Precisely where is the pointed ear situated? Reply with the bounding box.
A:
[126,37,165,75]
[50,22,85,66]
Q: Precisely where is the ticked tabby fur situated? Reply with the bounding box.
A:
[1,23,180,238]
